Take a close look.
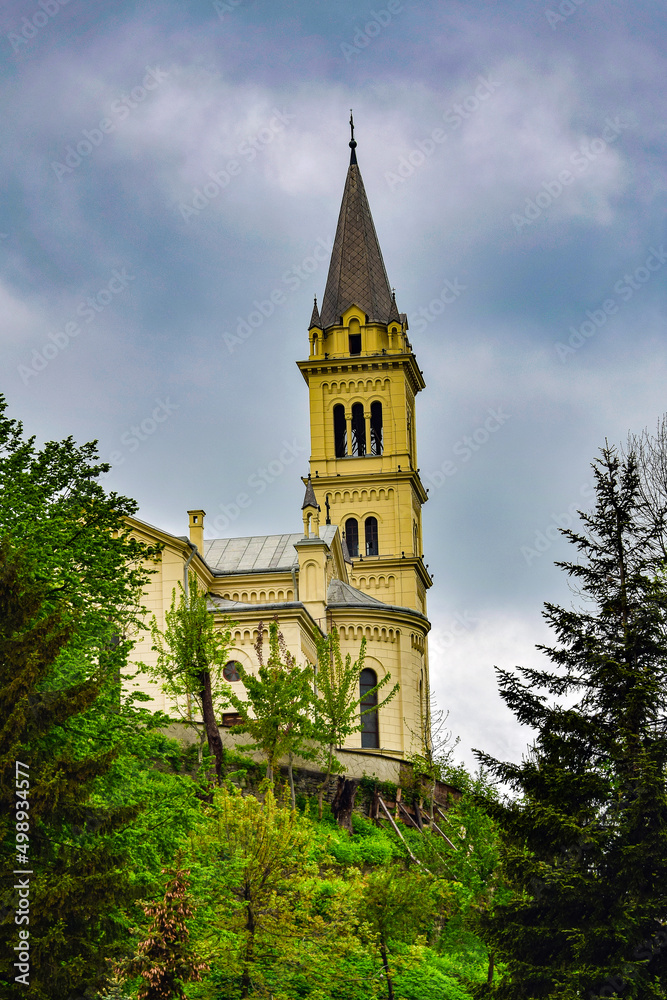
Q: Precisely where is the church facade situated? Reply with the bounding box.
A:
[128,127,432,758]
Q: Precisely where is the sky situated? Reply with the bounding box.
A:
[2,0,666,773]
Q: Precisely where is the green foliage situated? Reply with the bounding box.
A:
[186,786,321,997]
[394,950,475,1000]
[0,394,160,678]
[0,402,204,997]
[0,540,140,998]
[313,628,398,815]
[144,576,234,729]
[227,620,315,788]
[126,853,208,999]
[475,446,667,998]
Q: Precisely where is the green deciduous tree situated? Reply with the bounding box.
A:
[227,620,315,798]
[313,628,398,818]
[143,575,235,784]
[189,785,316,998]
[360,864,436,1000]
[474,446,667,999]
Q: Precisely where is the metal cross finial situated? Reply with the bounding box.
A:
[349,109,357,163]
[350,110,355,142]
[325,493,331,525]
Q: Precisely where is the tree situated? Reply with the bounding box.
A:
[189,785,316,998]
[626,416,667,557]
[313,628,399,819]
[474,446,667,999]
[405,697,459,826]
[0,540,141,998]
[0,399,199,996]
[227,619,315,798]
[126,852,208,999]
[0,394,160,677]
[144,575,235,785]
[360,864,435,1000]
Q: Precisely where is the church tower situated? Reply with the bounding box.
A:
[297,119,432,617]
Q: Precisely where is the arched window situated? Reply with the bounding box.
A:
[333,404,347,458]
[365,516,379,556]
[312,333,318,356]
[345,517,359,558]
[349,319,362,355]
[370,401,383,455]
[360,667,379,748]
[351,402,366,456]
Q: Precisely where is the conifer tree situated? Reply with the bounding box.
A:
[126,852,208,1000]
[474,447,667,999]
[0,540,140,998]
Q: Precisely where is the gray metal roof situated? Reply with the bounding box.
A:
[327,578,429,622]
[319,161,394,329]
[204,525,338,574]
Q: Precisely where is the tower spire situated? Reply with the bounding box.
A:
[319,116,393,329]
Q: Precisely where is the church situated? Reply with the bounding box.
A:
[128,122,433,761]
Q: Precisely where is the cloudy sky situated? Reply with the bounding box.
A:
[2,0,666,772]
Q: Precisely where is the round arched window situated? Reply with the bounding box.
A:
[223,661,242,682]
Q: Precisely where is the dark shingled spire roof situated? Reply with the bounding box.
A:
[309,296,322,329]
[388,289,401,324]
[319,125,394,329]
[301,474,319,510]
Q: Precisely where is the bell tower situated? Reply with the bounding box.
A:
[297,117,432,616]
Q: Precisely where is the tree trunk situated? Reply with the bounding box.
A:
[331,776,360,831]
[413,797,424,832]
[241,893,255,999]
[288,753,296,809]
[380,940,394,1000]
[487,950,495,984]
[198,669,225,784]
[318,744,335,819]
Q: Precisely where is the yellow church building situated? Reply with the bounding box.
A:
[128,123,432,761]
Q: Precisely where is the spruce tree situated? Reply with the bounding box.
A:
[474,446,667,999]
[0,541,140,998]
[126,854,208,1000]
